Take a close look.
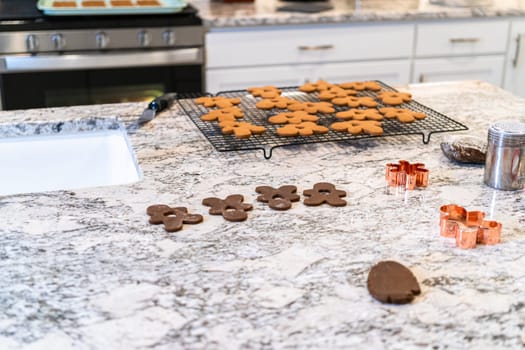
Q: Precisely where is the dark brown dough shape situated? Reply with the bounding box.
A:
[255,185,300,210]
[440,136,486,164]
[367,261,421,304]
[303,182,347,207]
[202,194,253,222]
[146,205,203,232]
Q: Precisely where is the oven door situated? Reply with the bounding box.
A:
[0,49,203,110]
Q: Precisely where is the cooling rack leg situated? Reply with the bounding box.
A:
[263,147,273,160]
[422,132,431,144]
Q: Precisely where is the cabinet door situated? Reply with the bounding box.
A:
[314,60,411,86]
[206,65,314,93]
[413,56,504,86]
[504,20,525,98]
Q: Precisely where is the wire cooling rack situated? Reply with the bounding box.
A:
[176,81,468,159]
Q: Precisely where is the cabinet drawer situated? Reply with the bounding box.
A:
[416,20,509,57]
[413,55,504,86]
[207,23,414,68]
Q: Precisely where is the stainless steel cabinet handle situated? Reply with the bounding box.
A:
[419,74,426,83]
[449,38,480,44]
[512,34,524,68]
[298,44,334,51]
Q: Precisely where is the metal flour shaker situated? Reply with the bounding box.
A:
[483,121,525,190]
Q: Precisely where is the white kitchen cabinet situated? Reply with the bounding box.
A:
[413,56,505,86]
[504,20,525,98]
[206,59,410,93]
[206,64,314,92]
[206,22,414,92]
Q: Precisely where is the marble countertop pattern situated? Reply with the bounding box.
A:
[1,80,525,349]
[190,0,525,27]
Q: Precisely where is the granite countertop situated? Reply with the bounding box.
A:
[1,80,525,349]
[190,0,525,27]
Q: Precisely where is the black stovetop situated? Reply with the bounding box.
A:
[0,0,201,31]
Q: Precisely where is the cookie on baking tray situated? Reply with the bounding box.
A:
[200,107,244,122]
[335,108,384,121]
[277,122,329,137]
[195,96,241,109]
[379,108,426,123]
[377,91,412,105]
[287,101,335,114]
[338,81,382,91]
[331,96,378,108]
[268,111,319,124]
[331,120,384,135]
[247,86,282,99]
[218,120,267,139]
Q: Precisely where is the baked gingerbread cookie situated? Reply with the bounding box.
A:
[379,107,426,123]
[247,86,282,99]
[200,107,244,122]
[335,108,384,121]
[317,86,357,101]
[331,96,378,108]
[298,80,335,93]
[303,182,347,207]
[277,122,329,137]
[367,261,421,304]
[287,101,335,114]
[146,205,203,232]
[219,120,267,139]
[338,81,382,91]
[202,194,253,222]
[255,97,295,110]
[268,111,319,124]
[377,91,412,105]
[331,120,384,135]
[255,185,300,210]
[195,96,241,109]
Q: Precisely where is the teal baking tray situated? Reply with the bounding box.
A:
[37,0,186,15]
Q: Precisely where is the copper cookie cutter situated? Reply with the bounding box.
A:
[439,204,502,249]
[386,160,429,190]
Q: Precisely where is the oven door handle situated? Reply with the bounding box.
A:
[0,48,203,73]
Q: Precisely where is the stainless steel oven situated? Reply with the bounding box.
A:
[0,1,204,110]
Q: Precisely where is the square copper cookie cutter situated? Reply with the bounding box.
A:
[386,160,429,190]
[439,204,502,249]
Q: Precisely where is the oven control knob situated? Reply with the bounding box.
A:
[137,30,151,47]
[51,34,66,51]
[162,30,176,46]
[25,34,39,53]
[95,32,110,49]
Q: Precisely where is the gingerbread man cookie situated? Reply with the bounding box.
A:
[194,96,241,109]
[268,111,319,124]
[377,91,412,105]
[379,107,426,123]
[147,205,203,232]
[335,108,384,121]
[287,101,335,114]
[255,97,295,110]
[331,120,384,135]
[219,120,267,139]
[200,107,244,122]
[303,182,347,207]
[317,86,357,101]
[255,185,300,210]
[247,86,282,99]
[298,80,335,93]
[202,194,253,222]
[338,81,382,91]
[277,122,329,137]
[331,96,378,108]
